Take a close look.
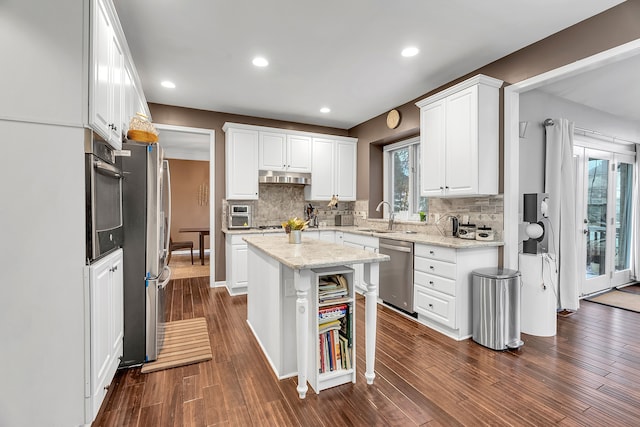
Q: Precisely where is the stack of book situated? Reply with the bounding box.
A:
[318,304,352,373]
[318,274,348,302]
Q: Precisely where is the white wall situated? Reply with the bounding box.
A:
[519,89,640,196]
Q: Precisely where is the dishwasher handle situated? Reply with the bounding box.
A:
[379,242,413,253]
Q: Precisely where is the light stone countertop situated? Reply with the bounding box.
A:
[243,235,390,271]
[224,226,504,249]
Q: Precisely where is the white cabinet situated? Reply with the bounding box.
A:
[342,233,378,294]
[86,248,123,421]
[90,0,123,149]
[259,132,312,172]
[413,243,497,340]
[224,125,259,200]
[416,74,502,197]
[226,233,262,294]
[90,0,150,150]
[305,138,357,201]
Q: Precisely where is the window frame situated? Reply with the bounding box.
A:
[382,136,426,221]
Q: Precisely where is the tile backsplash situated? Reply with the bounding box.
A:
[222,185,503,241]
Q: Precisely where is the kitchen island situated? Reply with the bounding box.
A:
[243,235,389,398]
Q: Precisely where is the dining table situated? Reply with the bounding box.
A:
[178,227,210,265]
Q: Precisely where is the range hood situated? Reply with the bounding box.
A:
[259,170,311,185]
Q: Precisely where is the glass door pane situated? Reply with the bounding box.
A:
[615,162,633,272]
[586,158,608,279]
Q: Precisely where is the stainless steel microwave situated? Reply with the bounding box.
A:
[228,205,252,229]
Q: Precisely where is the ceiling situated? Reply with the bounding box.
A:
[538,53,640,123]
[113,0,626,130]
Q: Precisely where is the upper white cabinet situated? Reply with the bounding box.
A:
[259,132,312,172]
[305,138,357,201]
[416,74,502,197]
[90,0,150,149]
[224,124,259,200]
[224,122,357,201]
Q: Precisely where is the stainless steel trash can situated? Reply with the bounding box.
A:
[472,267,523,350]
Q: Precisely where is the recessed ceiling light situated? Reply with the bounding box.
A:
[401,47,419,57]
[252,57,269,67]
[161,80,176,89]
[320,107,331,113]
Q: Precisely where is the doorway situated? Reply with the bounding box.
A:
[574,144,635,296]
[155,123,215,282]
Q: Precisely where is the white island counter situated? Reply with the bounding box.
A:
[243,235,389,398]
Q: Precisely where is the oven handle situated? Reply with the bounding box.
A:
[94,159,122,178]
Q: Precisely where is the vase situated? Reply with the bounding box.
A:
[289,230,302,244]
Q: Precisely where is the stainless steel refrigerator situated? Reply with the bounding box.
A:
[120,141,172,366]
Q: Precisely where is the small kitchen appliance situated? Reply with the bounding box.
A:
[228,204,252,229]
[475,226,494,241]
[458,223,477,239]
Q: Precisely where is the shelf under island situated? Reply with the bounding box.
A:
[243,235,389,398]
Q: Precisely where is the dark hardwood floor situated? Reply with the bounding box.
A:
[94,277,640,426]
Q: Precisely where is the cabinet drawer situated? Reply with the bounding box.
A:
[414,285,456,329]
[415,243,456,263]
[414,256,456,279]
[414,270,456,296]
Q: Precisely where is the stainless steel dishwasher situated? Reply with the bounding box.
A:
[378,238,416,316]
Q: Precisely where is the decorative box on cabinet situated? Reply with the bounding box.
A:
[224,124,259,200]
[415,74,502,197]
[85,248,123,421]
[413,243,497,340]
[304,137,357,201]
[308,266,356,393]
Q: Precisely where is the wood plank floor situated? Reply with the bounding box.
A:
[94,277,640,426]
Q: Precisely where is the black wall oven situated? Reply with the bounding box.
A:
[85,135,124,263]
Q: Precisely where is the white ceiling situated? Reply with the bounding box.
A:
[112,0,626,130]
[538,53,640,123]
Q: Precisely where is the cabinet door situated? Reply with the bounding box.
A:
[89,256,112,417]
[420,99,446,196]
[335,141,356,201]
[109,33,124,149]
[226,128,259,199]
[231,244,248,290]
[110,251,124,363]
[286,134,312,172]
[444,86,478,195]
[259,131,286,171]
[308,138,335,200]
[91,0,113,143]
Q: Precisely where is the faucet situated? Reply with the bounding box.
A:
[375,201,395,230]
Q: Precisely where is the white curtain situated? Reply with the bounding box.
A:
[545,118,580,311]
[634,155,640,282]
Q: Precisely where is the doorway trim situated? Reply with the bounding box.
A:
[503,38,640,270]
[155,123,216,283]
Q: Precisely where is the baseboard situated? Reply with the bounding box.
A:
[213,280,226,288]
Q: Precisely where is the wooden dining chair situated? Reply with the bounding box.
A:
[168,237,194,265]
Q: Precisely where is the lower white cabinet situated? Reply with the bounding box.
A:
[85,248,123,422]
[413,243,497,340]
[226,233,262,295]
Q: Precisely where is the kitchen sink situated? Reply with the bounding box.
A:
[357,228,393,233]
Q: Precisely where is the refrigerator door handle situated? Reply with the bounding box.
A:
[158,266,172,289]
[164,160,172,261]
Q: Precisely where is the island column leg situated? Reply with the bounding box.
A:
[363,262,379,384]
[294,269,312,398]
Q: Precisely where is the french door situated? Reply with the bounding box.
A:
[574,146,635,296]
